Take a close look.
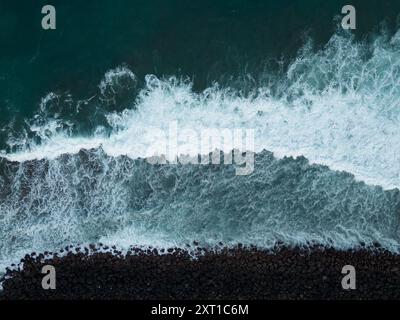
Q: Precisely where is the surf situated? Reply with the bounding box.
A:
[1,29,400,272]
[3,30,400,190]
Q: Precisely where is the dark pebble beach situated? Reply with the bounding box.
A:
[1,244,400,300]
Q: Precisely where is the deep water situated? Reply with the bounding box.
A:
[1,0,400,151]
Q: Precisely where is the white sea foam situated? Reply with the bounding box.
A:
[3,31,400,189]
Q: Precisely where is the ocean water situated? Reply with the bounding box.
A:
[1,0,400,272]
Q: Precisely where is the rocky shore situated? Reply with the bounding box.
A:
[1,244,400,300]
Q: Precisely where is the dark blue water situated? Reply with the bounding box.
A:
[1,0,400,151]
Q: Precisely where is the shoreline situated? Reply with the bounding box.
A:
[1,244,400,300]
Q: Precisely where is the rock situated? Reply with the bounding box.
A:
[2,245,400,300]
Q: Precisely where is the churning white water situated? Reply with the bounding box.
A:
[4,31,400,190]
[1,30,400,273]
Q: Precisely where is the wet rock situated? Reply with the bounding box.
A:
[1,245,400,300]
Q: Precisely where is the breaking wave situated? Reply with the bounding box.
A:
[1,29,400,271]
